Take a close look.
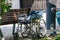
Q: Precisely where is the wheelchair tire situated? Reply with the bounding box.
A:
[21,33,29,38]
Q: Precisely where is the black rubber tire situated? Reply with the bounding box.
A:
[13,32,19,40]
[21,32,29,38]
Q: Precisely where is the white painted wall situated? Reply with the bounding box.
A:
[8,0,20,9]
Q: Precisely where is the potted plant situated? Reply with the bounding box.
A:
[0,0,12,16]
[0,0,12,24]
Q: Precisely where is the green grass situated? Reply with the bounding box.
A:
[31,34,60,40]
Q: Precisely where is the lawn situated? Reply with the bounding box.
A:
[32,34,60,40]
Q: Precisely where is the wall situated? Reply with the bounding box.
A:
[57,0,60,8]
[31,0,46,10]
[8,0,20,9]
[6,0,60,9]
[22,0,46,10]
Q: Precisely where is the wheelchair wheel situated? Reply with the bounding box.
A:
[13,32,19,40]
[21,32,29,38]
[39,19,46,37]
[21,26,30,38]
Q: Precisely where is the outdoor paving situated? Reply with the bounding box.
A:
[1,25,60,40]
[5,37,32,40]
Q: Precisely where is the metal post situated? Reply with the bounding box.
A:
[0,28,3,40]
[13,23,19,40]
[12,23,15,35]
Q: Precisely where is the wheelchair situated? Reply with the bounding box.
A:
[16,10,46,38]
